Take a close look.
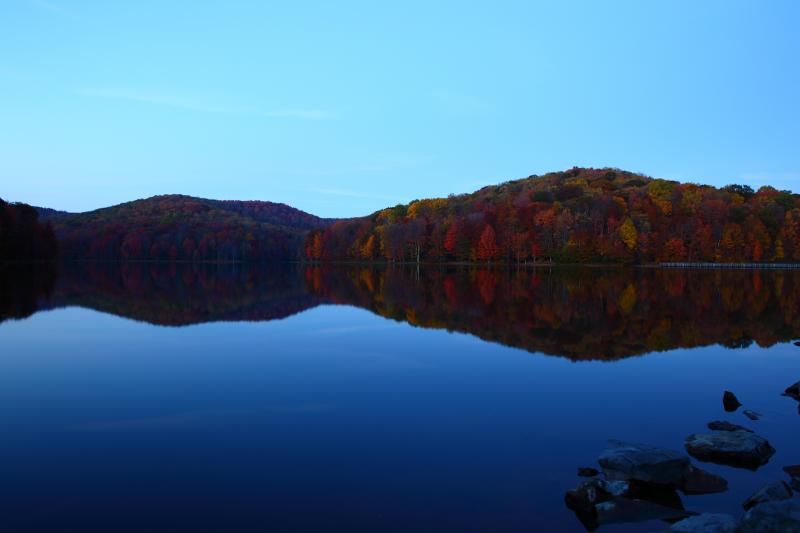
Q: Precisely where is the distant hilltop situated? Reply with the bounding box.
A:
[4,167,800,264]
[305,167,800,264]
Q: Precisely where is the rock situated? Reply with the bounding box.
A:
[784,380,800,401]
[794,340,800,347]
[565,478,631,530]
[681,465,728,495]
[791,477,800,492]
[723,390,741,412]
[577,466,599,477]
[742,409,761,421]
[564,477,689,530]
[707,420,753,433]
[565,478,629,512]
[668,513,738,532]
[783,465,800,477]
[739,500,800,532]
[742,480,792,510]
[594,496,690,526]
[599,440,691,487]
[684,430,775,469]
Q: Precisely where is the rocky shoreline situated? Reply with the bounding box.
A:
[565,379,800,531]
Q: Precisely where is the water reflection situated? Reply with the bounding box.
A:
[2,262,799,359]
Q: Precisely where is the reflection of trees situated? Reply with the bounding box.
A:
[43,263,322,326]
[2,263,799,360]
[304,266,800,360]
[0,263,57,323]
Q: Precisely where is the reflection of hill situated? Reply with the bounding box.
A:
[0,263,57,323]
[2,263,799,360]
[304,266,800,360]
[46,263,323,326]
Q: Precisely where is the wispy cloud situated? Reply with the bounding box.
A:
[76,88,335,120]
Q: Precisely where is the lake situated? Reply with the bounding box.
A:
[1,263,798,532]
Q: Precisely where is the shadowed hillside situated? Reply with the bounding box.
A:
[50,195,335,262]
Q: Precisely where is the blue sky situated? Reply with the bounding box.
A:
[1,1,798,217]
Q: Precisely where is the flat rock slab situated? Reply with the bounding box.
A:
[739,500,800,532]
[742,409,761,421]
[668,513,737,532]
[707,420,752,433]
[599,440,690,487]
[682,465,728,495]
[742,480,792,510]
[595,496,690,526]
[685,430,775,469]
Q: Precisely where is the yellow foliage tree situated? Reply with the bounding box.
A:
[619,217,638,250]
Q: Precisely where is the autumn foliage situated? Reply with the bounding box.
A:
[48,195,332,261]
[10,262,795,360]
[305,168,800,264]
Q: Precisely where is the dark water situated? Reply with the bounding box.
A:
[0,263,799,532]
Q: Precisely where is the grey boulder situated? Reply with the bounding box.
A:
[599,440,690,486]
[668,513,737,532]
[739,500,800,532]
[681,465,728,495]
[684,430,775,469]
[742,480,792,510]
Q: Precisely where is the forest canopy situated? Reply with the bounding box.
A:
[0,198,58,261]
[305,168,800,264]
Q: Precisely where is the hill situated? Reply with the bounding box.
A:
[305,167,800,264]
[51,194,334,261]
[0,199,59,261]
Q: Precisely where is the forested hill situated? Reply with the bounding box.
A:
[305,167,800,264]
[0,199,59,260]
[51,194,334,261]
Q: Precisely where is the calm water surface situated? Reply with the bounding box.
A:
[0,264,798,532]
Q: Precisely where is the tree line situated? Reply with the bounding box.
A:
[51,195,326,262]
[0,198,58,261]
[305,168,800,264]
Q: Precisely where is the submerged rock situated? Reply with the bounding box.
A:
[783,465,800,477]
[594,496,690,526]
[599,440,690,487]
[742,409,761,421]
[577,466,599,477]
[739,500,800,532]
[742,481,792,510]
[707,420,752,433]
[565,477,689,530]
[668,513,737,532]
[681,465,728,495]
[784,380,800,401]
[684,430,775,469]
[722,390,741,412]
[564,478,630,530]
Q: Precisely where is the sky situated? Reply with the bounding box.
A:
[1,0,798,217]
